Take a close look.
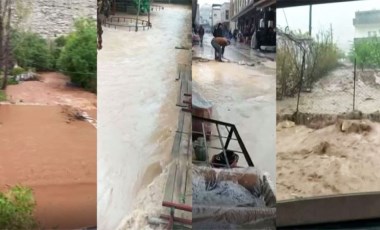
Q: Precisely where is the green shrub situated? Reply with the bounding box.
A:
[11,30,53,71]
[0,186,37,229]
[349,37,380,70]
[50,36,67,69]
[7,77,18,85]
[57,18,97,92]
[11,66,25,76]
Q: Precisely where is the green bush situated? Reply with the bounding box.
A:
[11,31,53,71]
[50,36,67,69]
[7,77,18,85]
[349,37,380,70]
[0,186,37,229]
[11,66,25,76]
[57,18,97,92]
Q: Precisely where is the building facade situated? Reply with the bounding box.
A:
[353,10,380,39]
[221,2,233,30]
[211,4,222,27]
[230,0,275,33]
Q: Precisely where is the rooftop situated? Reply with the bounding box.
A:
[353,9,380,26]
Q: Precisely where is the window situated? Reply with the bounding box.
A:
[226,10,229,20]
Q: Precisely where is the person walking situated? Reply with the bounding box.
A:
[198,25,205,47]
[211,37,230,62]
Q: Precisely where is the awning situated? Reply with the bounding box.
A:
[231,0,275,21]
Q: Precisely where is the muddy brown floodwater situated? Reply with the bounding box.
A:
[277,64,380,200]
[277,120,380,201]
[0,71,97,228]
[6,72,97,111]
[0,105,96,228]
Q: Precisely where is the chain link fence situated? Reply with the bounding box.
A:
[276,27,380,119]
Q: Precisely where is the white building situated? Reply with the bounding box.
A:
[211,4,222,27]
[221,2,234,30]
[353,10,380,39]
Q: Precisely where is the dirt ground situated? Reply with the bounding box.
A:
[0,72,96,228]
[277,120,380,201]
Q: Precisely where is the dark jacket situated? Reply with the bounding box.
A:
[199,27,205,36]
[213,27,223,37]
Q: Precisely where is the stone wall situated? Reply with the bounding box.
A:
[12,0,96,38]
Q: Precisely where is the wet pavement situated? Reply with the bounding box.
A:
[97,5,191,230]
[192,39,277,186]
[192,33,275,63]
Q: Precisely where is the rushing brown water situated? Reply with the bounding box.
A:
[97,5,191,230]
[0,105,96,228]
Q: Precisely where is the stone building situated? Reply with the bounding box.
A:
[12,0,96,38]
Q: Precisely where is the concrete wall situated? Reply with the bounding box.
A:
[12,0,96,38]
[354,23,380,38]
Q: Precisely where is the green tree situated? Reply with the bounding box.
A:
[133,0,150,13]
[57,18,97,92]
[11,31,52,70]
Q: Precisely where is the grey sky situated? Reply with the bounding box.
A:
[277,0,380,53]
[198,0,229,6]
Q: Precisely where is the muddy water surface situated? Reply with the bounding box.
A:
[0,105,96,228]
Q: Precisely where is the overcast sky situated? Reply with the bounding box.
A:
[277,0,380,52]
[198,0,229,6]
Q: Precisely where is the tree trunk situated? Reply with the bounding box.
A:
[2,3,11,90]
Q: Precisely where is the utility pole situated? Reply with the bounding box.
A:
[309,5,312,36]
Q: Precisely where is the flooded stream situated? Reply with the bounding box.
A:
[97,5,191,230]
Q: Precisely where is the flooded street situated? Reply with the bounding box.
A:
[97,5,191,230]
[192,42,276,185]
